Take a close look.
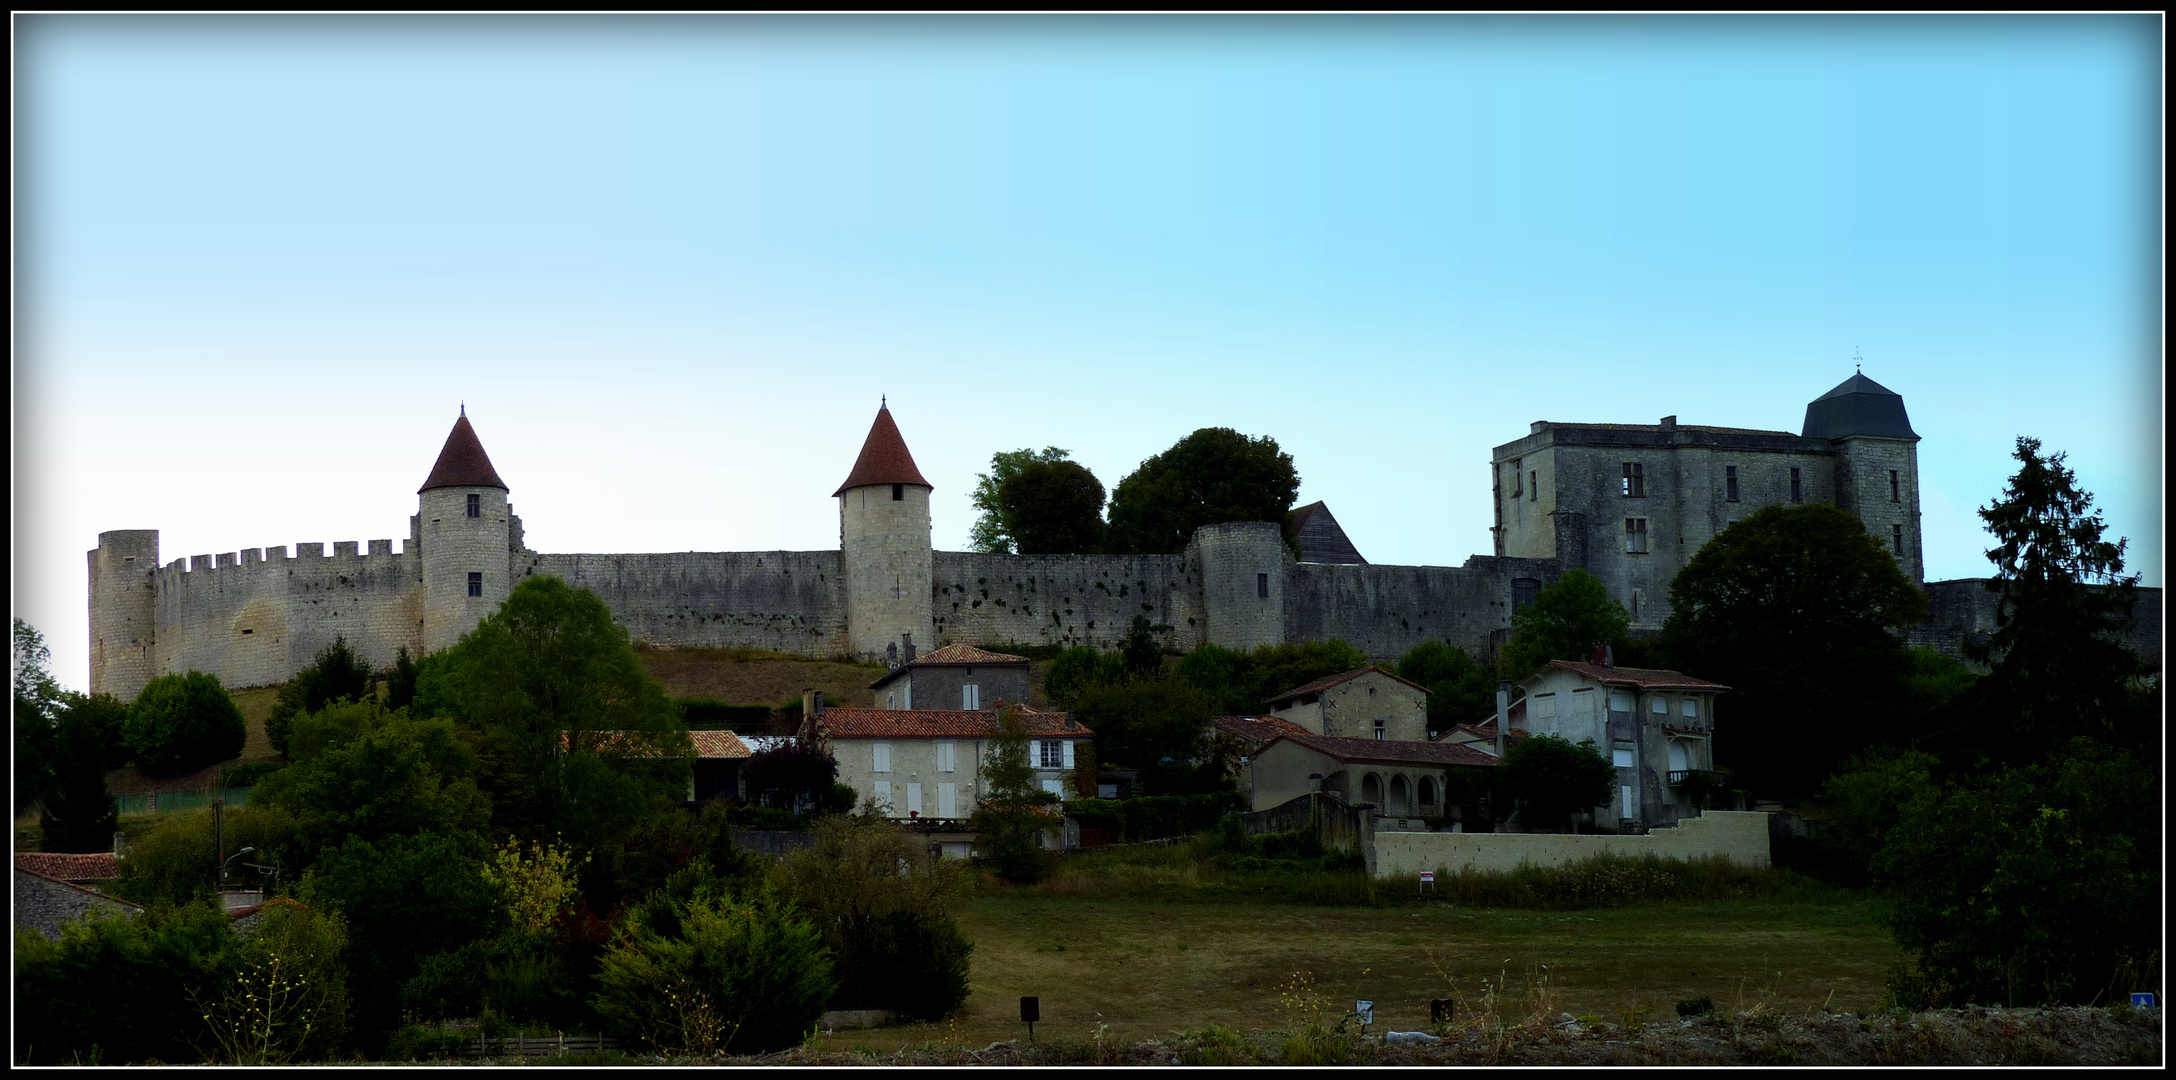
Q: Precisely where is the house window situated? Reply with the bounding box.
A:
[873,742,892,773]
[937,782,957,818]
[892,483,904,501]
[1608,691,1635,713]
[1257,573,1269,598]
[1530,693,1556,719]
[906,782,923,816]
[872,780,892,814]
[962,684,980,710]
[1790,467,1803,503]
[1680,699,1699,718]
[1622,462,1645,497]
[1621,785,1637,819]
[467,572,482,597]
[1650,696,1668,715]
[1612,743,1636,769]
[1624,517,1649,554]
[467,493,480,518]
[937,741,957,773]
[1893,524,1904,554]
[1529,471,1537,501]
[1890,470,1901,502]
[1039,740,1065,769]
[1630,589,1642,619]
[1725,465,1739,502]
[1041,778,1067,799]
[1512,459,1523,498]
[1373,719,1386,740]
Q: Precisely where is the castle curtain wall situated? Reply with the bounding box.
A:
[1284,556,1560,666]
[930,551,1196,654]
[520,550,848,656]
[152,541,422,693]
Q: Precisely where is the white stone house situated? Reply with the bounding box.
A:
[816,706,1092,857]
[1515,659,1728,831]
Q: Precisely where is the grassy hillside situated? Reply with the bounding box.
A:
[634,645,1064,711]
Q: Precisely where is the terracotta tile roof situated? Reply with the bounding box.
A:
[833,405,932,496]
[1266,666,1429,705]
[688,730,754,758]
[15,852,120,881]
[817,707,1089,740]
[417,411,509,493]
[1534,660,1730,693]
[1212,715,1312,745]
[1263,733,1500,768]
[556,729,715,757]
[869,644,1030,688]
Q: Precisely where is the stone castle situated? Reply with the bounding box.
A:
[87,375,2159,701]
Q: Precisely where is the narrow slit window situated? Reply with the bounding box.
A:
[1790,467,1803,503]
[1725,465,1739,502]
[467,572,483,597]
[1622,462,1645,497]
[1890,470,1900,502]
[1257,573,1269,598]
[467,493,480,518]
[1529,471,1537,501]
[1893,524,1904,554]
[891,483,904,501]
[1512,460,1523,497]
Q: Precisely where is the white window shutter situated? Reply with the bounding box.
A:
[874,742,891,773]
[1030,739,1042,767]
[907,783,922,816]
[937,782,957,818]
[1062,740,1075,769]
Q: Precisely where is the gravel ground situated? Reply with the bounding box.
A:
[436,1005,2159,1066]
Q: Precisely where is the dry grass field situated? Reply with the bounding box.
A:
[804,890,1906,1054]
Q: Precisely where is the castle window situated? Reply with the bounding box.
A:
[467,572,482,597]
[1529,471,1537,501]
[1725,466,1739,502]
[1512,577,1541,611]
[1512,459,1523,497]
[1893,524,1904,554]
[1624,518,1649,554]
[1790,468,1803,503]
[1257,573,1269,599]
[467,493,480,518]
[1890,470,1900,502]
[1622,462,1645,498]
[892,483,904,501]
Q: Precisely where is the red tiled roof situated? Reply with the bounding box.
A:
[1534,660,1730,692]
[818,707,1089,740]
[15,852,120,881]
[869,644,1030,688]
[1211,715,1312,745]
[1267,666,1429,705]
[1262,733,1500,768]
[556,729,710,757]
[417,411,509,493]
[832,406,932,496]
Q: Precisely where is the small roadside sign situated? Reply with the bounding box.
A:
[1355,1000,1374,1027]
[2131,993,2156,1008]
[1419,871,1434,889]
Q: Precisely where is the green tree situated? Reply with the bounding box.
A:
[1042,645,1125,709]
[1500,734,1615,832]
[383,646,423,712]
[413,575,691,848]
[14,618,65,812]
[591,888,835,1055]
[13,901,245,1065]
[267,636,375,757]
[193,900,353,1064]
[998,458,1109,554]
[1175,643,1255,716]
[252,703,491,860]
[777,816,973,1020]
[1120,613,1170,676]
[1661,503,1930,799]
[66,692,134,772]
[124,671,248,778]
[107,804,301,910]
[969,708,1060,883]
[1875,740,2156,1007]
[1066,677,1215,795]
[39,705,120,853]
[1498,569,1630,682]
[1814,746,1939,885]
[1104,428,1301,556]
[969,446,1072,553]
[1396,640,1500,734]
[1245,639,1366,710]
[1950,437,2148,766]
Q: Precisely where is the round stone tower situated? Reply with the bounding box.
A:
[418,408,515,653]
[88,528,161,700]
[835,401,934,664]
[1802,372,1924,583]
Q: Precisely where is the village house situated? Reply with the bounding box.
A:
[816,704,1091,857]
[1514,654,1728,831]
[1245,733,1499,830]
[14,853,138,942]
[867,643,1033,711]
[1263,666,1430,742]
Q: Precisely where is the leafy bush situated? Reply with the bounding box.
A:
[107,804,301,909]
[1043,646,1124,709]
[777,817,972,1021]
[592,890,834,1055]
[124,671,247,777]
[1065,792,1242,842]
[267,637,374,757]
[13,902,243,1064]
[195,900,352,1064]
[1500,734,1614,831]
[382,1024,471,1063]
[676,697,772,731]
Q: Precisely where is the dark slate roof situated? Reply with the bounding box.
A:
[1801,372,1918,440]
[1266,666,1430,707]
[833,405,933,496]
[1260,733,1500,768]
[1290,502,1367,565]
[1529,660,1730,693]
[418,411,510,493]
[14,868,143,941]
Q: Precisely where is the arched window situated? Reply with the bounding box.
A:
[1390,774,1412,817]
[1361,772,1383,808]
[1418,776,1438,813]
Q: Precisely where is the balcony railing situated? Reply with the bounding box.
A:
[1668,769,1727,787]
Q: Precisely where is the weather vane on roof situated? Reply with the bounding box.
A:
[1853,347,1862,374]
[882,394,887,408]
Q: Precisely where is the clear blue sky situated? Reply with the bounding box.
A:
[14,15,2163,693]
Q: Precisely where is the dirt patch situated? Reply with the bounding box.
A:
[632,647,889,711]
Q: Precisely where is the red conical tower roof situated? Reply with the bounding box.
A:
[418,409,509,493]
[833,402,932,497]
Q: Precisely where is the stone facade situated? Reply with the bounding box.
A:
[1515,660,1725,831]
[1264,666,1430,742]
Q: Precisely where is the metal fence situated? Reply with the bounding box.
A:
[114,786,253,816]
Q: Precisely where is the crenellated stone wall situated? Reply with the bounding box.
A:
[521,550,848,656]
[146,539,423,694]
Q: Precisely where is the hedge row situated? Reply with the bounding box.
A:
[1066,792,1244,843]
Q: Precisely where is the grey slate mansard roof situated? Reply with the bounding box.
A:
[1290,501,1367,565]
[1801,372,1918,441]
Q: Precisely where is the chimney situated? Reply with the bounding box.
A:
[1591,643,1607,666]
[1603,644,1614,669]
[801,688,822,719]
[1494,681,1511,760]
[1660,415,1677,433]
[901,633,916,663]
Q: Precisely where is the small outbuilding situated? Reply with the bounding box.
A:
[1248,732,1498,830]
[1264,666,1430,742]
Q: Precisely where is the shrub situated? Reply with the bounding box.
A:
[592,890,834,1055]
[677,697,772,731]
[1677,996,1715,1017]
[267,637,374,757]
[124,671,247,777]
[14,902,243,1064]
[194,900,352,1063]
[107,804,301,909]
[777,817,972,1020]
